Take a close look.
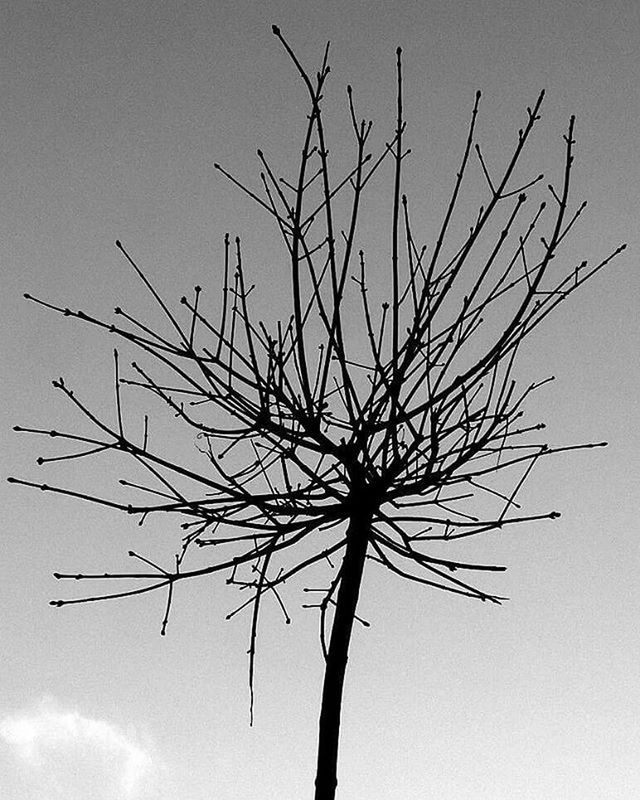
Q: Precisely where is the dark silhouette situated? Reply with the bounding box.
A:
[10,26,625,799]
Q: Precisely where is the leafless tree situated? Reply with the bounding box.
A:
[10,26,625,800]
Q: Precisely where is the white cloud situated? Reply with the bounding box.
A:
[0,698,154,800]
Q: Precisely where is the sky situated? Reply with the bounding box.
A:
[2,0,639,798]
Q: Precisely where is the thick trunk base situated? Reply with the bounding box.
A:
[314,513,370,800]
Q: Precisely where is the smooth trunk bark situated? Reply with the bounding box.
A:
[314,512,370,800]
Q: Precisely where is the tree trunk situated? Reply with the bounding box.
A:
[314,511,370,800]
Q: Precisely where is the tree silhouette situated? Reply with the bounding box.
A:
[10,26,625,799]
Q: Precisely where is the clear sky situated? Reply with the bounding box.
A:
[2,1,639,798]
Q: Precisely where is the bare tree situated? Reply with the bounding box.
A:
[10,26,625,799]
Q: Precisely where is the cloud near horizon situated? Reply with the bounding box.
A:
[0,698,154,800]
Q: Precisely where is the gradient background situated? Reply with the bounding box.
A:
[2,1,639,798]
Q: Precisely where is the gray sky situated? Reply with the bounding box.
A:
[2,1,639,798]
